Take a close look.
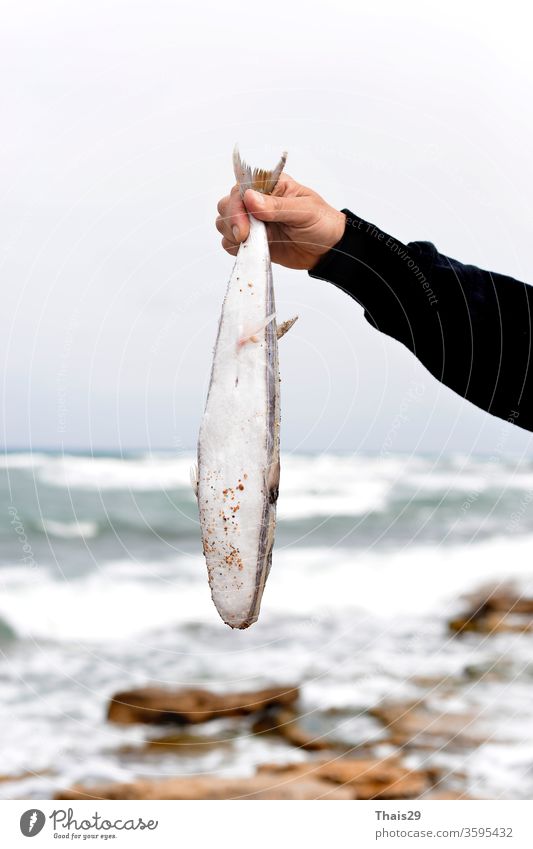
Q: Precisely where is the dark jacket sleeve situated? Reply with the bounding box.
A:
[309,209,533,432]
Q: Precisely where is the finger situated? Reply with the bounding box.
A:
[215,195,234,241]
[243,189,313,226]
[216,187,249,242]
[226,184,250,242]
[217,195,230,216]
[221,236,239,256]
[271,173,296,196]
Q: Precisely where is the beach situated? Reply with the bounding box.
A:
[1,450,533,799]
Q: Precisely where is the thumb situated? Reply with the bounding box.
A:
[243,189,310,226]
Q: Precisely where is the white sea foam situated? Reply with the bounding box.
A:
[277,454,395,518]
[41,519,99,539]
[466,742,533,799]
[37,454,193,491]
[0,452,49,469]
[0,572,211,641]
[1,533,533,642]
[269,535,533,619]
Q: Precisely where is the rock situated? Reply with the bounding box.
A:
[450,611,533,634]
[478,587,533,615]
[57,758,431,800]
[423,789,476,799]
[369,701,487,750]
[55,774,352,800]
[411,674,460,691]
[107,684,299,725]
[252,708,335,751]
[449,584,533,634]
[257,758,431,799]
[144,730,233,754]
[463,661,509,681]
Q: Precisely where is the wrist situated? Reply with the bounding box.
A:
[330,209,347,248]
[309,209,347,270]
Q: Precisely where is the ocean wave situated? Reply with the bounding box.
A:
[3,451,533,545]
[36,454,194,491]
[40,519,99,539]
[26,450,533,494]
[0,615,16,642]
[0,571,209,642]
[0,452,50,469]
[1,533,533,642]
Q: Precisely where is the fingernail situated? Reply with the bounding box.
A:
[232,225,240,241]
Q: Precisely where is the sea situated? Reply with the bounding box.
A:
[1,450,533,799]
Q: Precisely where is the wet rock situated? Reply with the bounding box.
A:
[252,708,335,751]
[56,758,430,801]
[369,701,487,750]
[449,584,533,635]
[55,774,352,800]
[463,660,511,681]
[411,674,461,691]
[107,684,299,725]
[144,730,233,754]
[479,588,533,615]
[450,611,533,634]
[257,757,431,799]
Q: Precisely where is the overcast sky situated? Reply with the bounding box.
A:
[2,0,533,455]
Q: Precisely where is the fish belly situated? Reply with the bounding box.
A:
[198,218,278,628]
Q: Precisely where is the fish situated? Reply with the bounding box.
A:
[193,146,296,629]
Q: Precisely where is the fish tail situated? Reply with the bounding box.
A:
[233,146,287,198]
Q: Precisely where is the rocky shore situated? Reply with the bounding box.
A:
[449,584,533,634]
[54,683,459,800]
[49,583,533,800]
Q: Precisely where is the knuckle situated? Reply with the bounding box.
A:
[263,198,280,221]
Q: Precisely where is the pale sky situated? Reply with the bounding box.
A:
[2,0,533,455]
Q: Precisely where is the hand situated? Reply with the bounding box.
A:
[215,175,346,271]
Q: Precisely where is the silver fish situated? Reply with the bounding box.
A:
[193,147,296,629]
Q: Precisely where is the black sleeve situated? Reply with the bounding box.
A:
[309,209,533,432]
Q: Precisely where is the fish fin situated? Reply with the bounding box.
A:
[266,459,280,505]
[277,316,298,340]
[190,464,199,499]
[233,145,288,198]
[237,313,276,348]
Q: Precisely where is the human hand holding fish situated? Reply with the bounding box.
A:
[216,172,346,270]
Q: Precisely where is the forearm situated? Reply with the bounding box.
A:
[309,210,533,432]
